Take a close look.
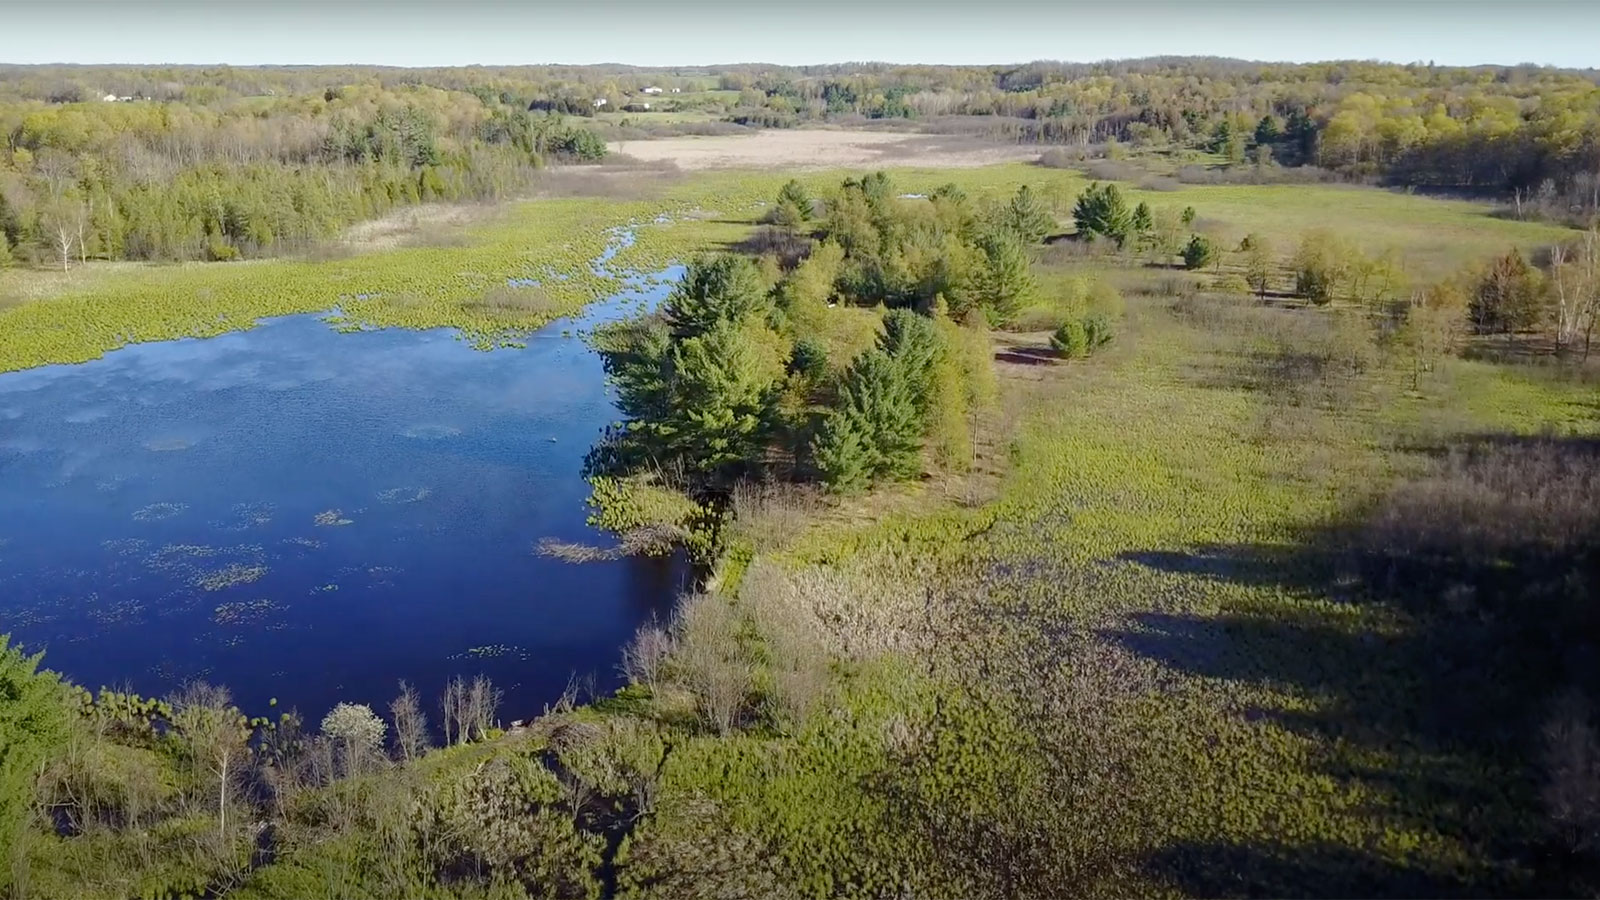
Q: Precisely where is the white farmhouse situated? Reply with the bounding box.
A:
[641,86,663,95]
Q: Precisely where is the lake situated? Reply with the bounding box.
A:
[0,265,688,724]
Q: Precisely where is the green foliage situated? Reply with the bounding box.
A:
[998,185,1054,244]
[666,317,785,475]
[1294,229,1356,304]
[1181,205,1197,227]
[1072,181,1133,246]
[815,348,924,490]
[1470,249,1543,335]
[1130,201,1153,240]
[663,254,768,339]
[1241,232,1275,298]
[1181,233,1217,270]
[1050,319,1089,358]
[0,636,70,890]
[776,179,814,224]
[968,230,1038,326]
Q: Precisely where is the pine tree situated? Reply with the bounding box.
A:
[776,179,813,221]
[812,405,872,492]
[1130,202,1153,244]
[879,308,941,414]
[665,317,783,476]
[663,255,767,339]
[822,348,923,486]
[0,636,69,887]
[1001,185,1054,243]
[969,230,1039,326]
[1072,182,1134,246]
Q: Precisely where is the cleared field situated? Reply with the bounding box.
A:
[607,129,1043,170]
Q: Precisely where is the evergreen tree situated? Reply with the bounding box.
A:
[969,230,1039,326]
[776,179,813,221]
[879,308,941,414]
[1072,182,1134,246]
[663,255,767,339]
[1182,234,1217,270]
[664,318,783,475]
[812,404,872,492]
[0,636,69,888]
[1130,202,1153,244]
[1000,185,1054,243]
[1254,114,1282,145]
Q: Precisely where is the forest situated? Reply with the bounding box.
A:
[3,57,1600,271]
[1,58,1599,900]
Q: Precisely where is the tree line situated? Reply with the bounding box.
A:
[0,80,606,267]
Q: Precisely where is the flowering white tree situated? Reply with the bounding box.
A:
[321,702,387,775]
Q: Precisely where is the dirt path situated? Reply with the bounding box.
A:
[607,129,1041,171]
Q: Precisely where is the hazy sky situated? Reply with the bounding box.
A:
[2,0,1596,69]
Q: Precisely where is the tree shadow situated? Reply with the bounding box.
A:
[1148,840,1484,899]
[1106,433,1600,894]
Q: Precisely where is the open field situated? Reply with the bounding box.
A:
[607,129,1044,170]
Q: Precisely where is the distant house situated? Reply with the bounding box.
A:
[671,88,681,93]
[101,93,118,102]
[641,86,663,95]
[592,98,608,108]
[117,96,134,102]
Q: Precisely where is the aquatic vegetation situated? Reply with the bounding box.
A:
[448,644,529,661]
[313,509,354,527]
[398,424,462,440]
[101,538,149,557]
[280,536,324,551]
[213,501,275,531]
[193,563,268,592]
[212,598,283,626]
[376,486,431,504]
[309,583,339,595]
[131,502,188,522]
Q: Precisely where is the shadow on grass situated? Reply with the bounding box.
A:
[1149,840,1485,899]
[1109,434,1600,895]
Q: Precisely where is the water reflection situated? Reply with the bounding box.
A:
[0,267,687,720]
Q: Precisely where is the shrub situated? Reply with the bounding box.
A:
[1051,319,1090,358]
[1181,234,1216,270]
[1082,312,1115,349]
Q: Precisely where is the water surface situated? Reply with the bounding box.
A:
[0,269,685,721]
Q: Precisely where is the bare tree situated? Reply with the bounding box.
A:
[620,617,674,692]
[170,682,250,844]
[441,676,468,746]
[389,680,429,761]
[465,675,502,742]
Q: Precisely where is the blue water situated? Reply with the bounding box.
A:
[0,266,687,723]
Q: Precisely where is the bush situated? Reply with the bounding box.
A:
[1181,234,1216,270]
[1082,313,1114,349]
[1051,319,1089,358]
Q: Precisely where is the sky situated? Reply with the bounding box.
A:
[1,0,1596,69]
